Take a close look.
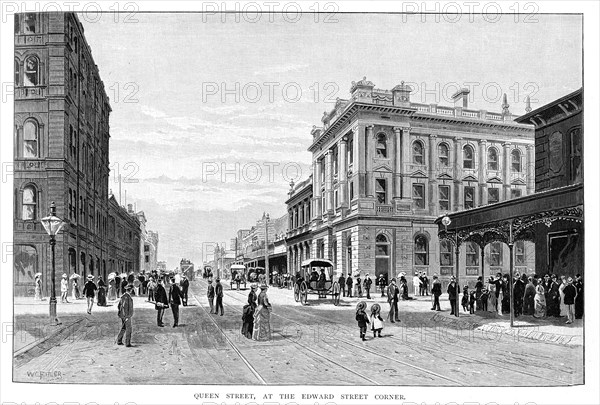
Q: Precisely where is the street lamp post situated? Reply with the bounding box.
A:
[41,202,66,326]
[264,213,270,286]
[441,216,460,318]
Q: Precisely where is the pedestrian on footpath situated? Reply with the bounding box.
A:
[108,277,116,301]
[378,274,387,297]
[548,274,561,317]
[574,274,584,319]
[363,274,372,299]
[168,277,182,327]
[447,276,458,317]
[83,274,97,315]
[252,283,272,341]
[117,284,134,347]
[241,289,256,339]
[355,301,370,341]
[71,276,80,300]
[338,274,346,297]
[207,279,216,313]
[386,278,400,323]
[523,277,536,316]
[461,285,469,313]
[97,277,107,307]
[431,275,442,311]
[215,278,224,316]
[60,273,69,303]
[412,273,422,297]
[563,277,577,324]
[180,274,189,306]
[147,277,156,303]
[346,274,353,298]
[154,278,168,327]
[370,303,384,338]
[356,274,362,298]
[34,274,42,301]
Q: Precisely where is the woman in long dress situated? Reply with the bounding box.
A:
[34,275,42,300]
[107,278,116,301]
[559,275,568,317]
[534,283,546,318]
[72,278,80,300]
[241,290,257,339]
[252,284,272,341]
[487,279,497,313]
[97,277,107,306]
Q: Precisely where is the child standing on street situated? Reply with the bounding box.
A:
[355,301,370,341]
[461,285,469,312]
[370,303,384,338]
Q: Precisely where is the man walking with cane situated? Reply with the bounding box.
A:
[117,283,134,347]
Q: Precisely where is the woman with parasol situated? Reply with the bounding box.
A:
[107,272,117,301]
[70,273,81,300]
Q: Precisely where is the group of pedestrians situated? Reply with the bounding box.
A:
[355,302,385,341]
[337,273,382,299]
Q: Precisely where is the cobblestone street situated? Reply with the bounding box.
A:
[13,279,583,386]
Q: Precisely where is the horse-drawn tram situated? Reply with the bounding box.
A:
[294,258,341,306]
[229,264,247,290]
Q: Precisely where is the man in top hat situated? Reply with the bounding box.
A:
[117,283,134,347]
[338,273,346,297]
[363,273,372,300]
[378,274,387,297]
[168,277,182,327]
[386,278,400,323]
[431,274,442,311]
[82,274,97,315]
[207,278,215,313]
[180,274,190,306]
[345,273,353,298]
[215,278,224,316]
[447,276,458,317]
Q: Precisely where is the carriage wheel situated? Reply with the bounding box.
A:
[294,284,300,302]
[332,282,341,306]
[300,281,308,305]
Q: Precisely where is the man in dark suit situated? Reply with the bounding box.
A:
[215,278,224,316]
[431,274,442,311]
[154,279,169,327]
[180,274,190,306]
[386,278,400,323]
[338,274,346,297]
[548,274,561,317]
[574,274,584,319]
[378,274,387,297]
[363,274,372,299]
[169,277,182,327]
[447,276,458,317]
[207,279,215,313]
[117,283,134,347]
[345,273,353,298]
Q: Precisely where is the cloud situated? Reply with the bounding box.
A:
[140,105,168,119]
[253,63,309,76]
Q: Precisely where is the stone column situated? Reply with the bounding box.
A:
[502,142,511,201]
[526,144,534,195]
[428,135,438,215]
[478,139,488,207]
[325,150,334,212]
[365,125,375,197]
[356,126,366,198]
[339,136,348,207]
[401,128,411,199]
[453,137,462,211]
[314,159,322,215]
[393,127,402,199]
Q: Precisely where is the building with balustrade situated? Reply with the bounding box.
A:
[13,12,141,296]
[295,77,536,285]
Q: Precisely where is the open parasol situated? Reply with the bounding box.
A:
[69,273,81,280]
[34,272,42,278]
[108,272,116,281]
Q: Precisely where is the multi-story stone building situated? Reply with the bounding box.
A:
[296,77,535,284]
[13,12,143,296]
[107,195,141,277]
[285,176,313,275]
[137,210,159,273]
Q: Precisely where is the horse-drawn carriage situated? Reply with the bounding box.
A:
[229,264,247,290]
[247,266,265,283]
[294,258,341,306]
[202,265,213,279]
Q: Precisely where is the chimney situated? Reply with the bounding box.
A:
[127,203,133,213]
[451,88,470,108]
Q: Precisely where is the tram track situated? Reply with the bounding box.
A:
[193,280,382,385]
[219,281,575,386]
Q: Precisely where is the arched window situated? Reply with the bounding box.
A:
[14,245,37,284]
[414,235,428,265]
[14,60,20,85]
[487,147,499,171]
[375,234,390,280]
[438,143,449,166]
[511,149,522,172]
[463,145,474,169]
[23,120,38,158]
[22,185,37,220]
[569,128,582,182]
[413,141,424,164]
[439,239,453,266]
[24,56,39,86]
[376,133,387,158]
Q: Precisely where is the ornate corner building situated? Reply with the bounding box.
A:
[287,78,536,286]
[13,13,141,296]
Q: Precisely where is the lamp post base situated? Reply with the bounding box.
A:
[49,297,62,326]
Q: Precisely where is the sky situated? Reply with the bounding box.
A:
[78,13,582,269]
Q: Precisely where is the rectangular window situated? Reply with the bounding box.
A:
[466,242,479,266]
[515,241,525,265]
[413,183,425,209]
[376,179,386,204]
[464,186,475,209]
[439,185,450,211]
[490,242,503,266]
[349,181,354,201]
[439,241,453,266]
[511,188,522,199]
[348,135,354,165]
[488,188,500,204]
